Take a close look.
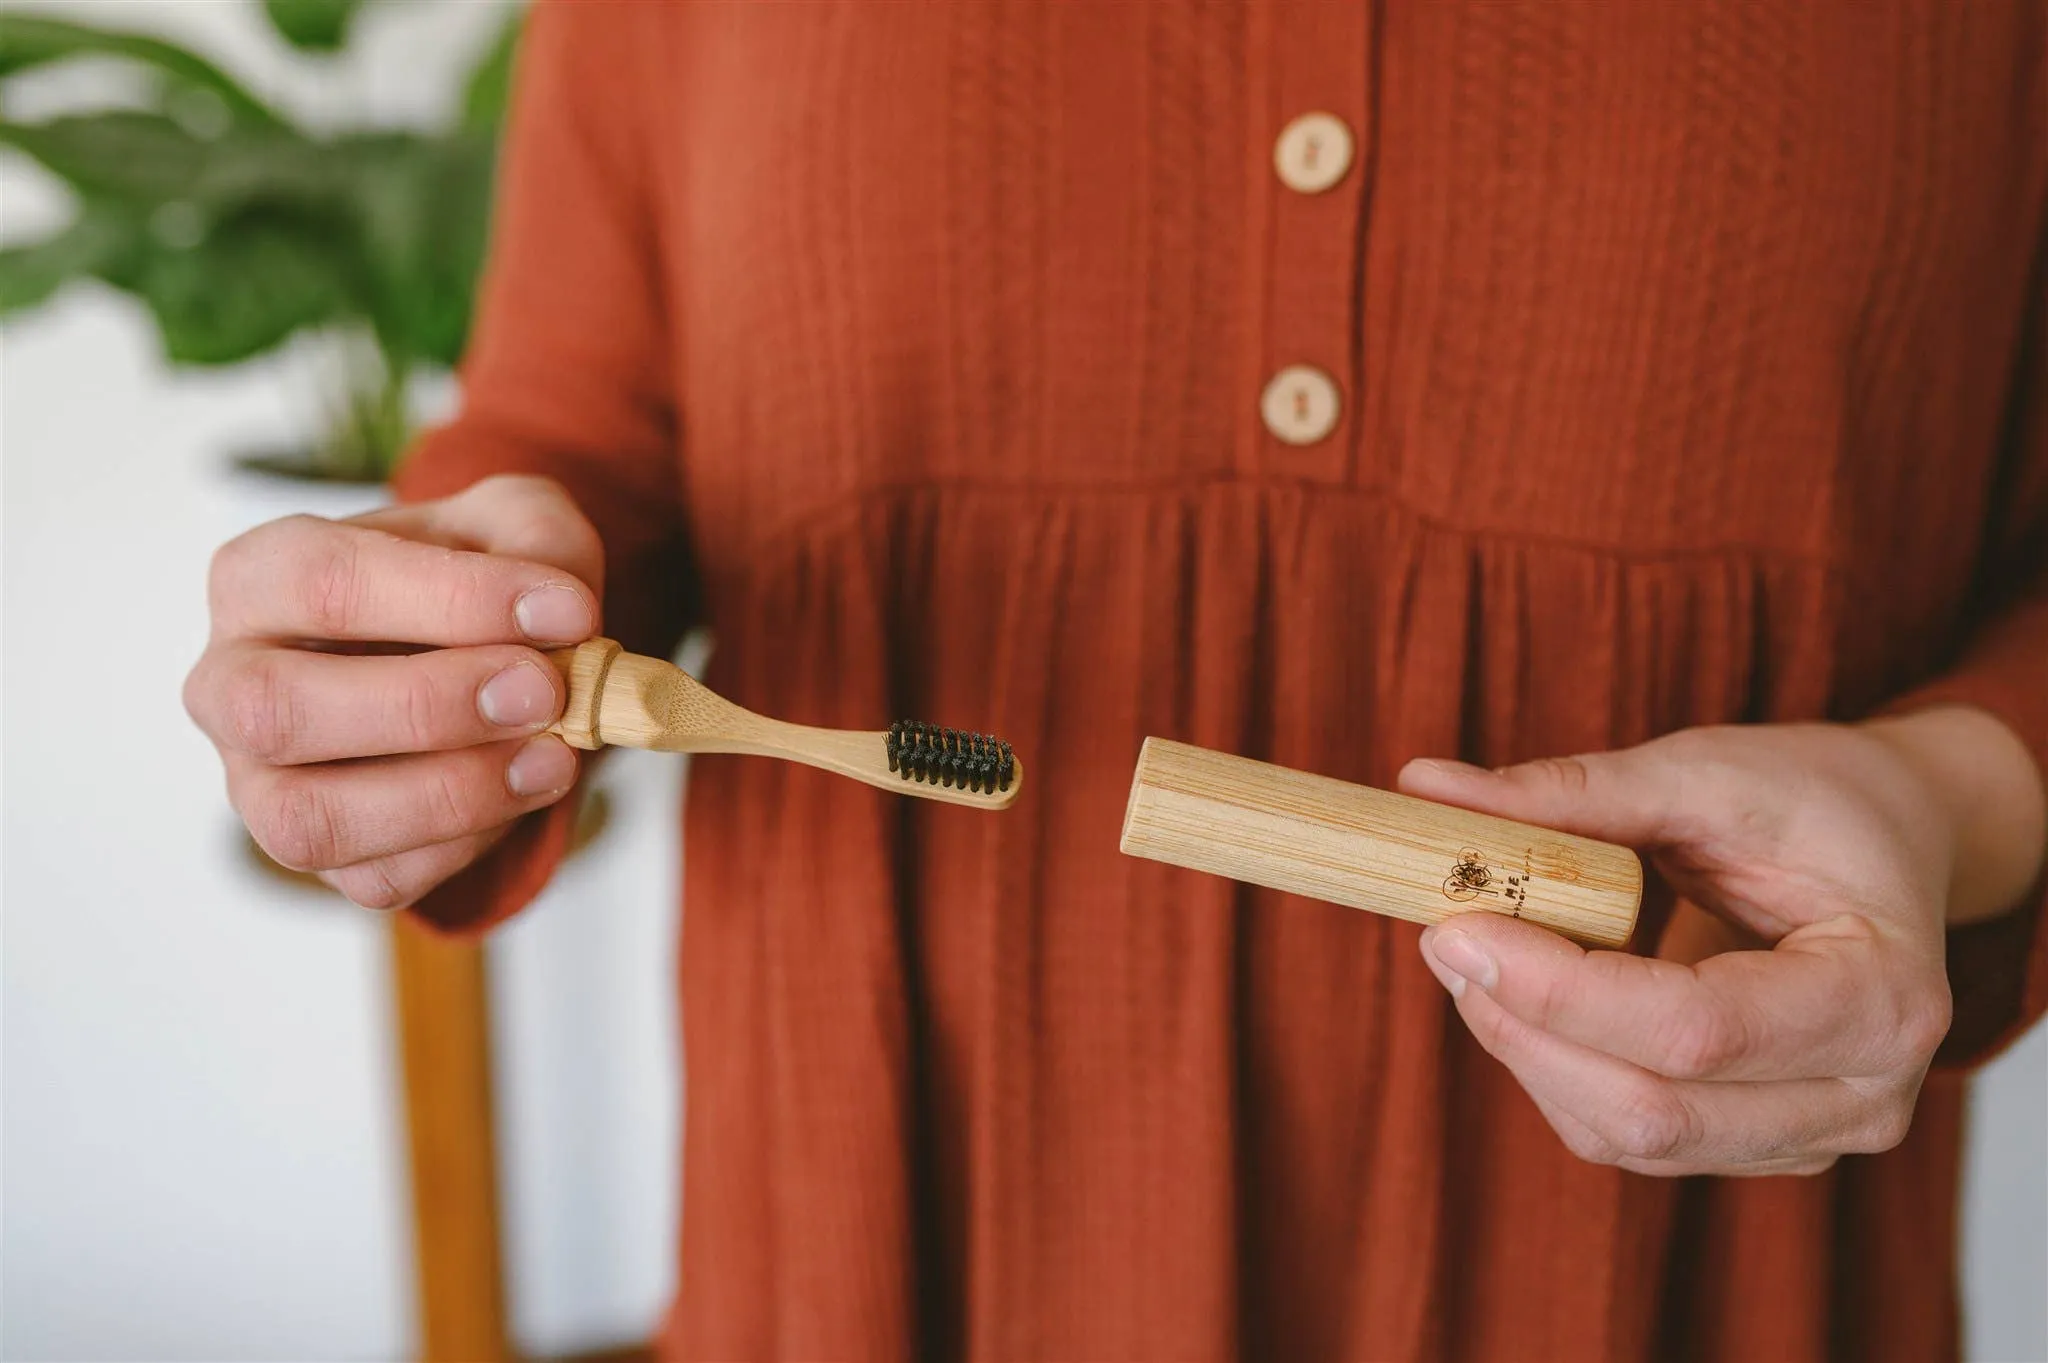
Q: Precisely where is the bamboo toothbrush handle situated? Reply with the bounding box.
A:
[545,637,623,750]
[1120,738,1643,948]
[539,638,1024,810]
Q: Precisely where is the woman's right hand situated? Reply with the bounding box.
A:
[184,474,605,910]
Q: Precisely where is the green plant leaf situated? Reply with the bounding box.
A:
[261,0,367,54]
[0,112,207,200]
[339,131,495,367]
[0,9,507,384]
[459,5,522,134]
[0,203,141,314]
[0,14,282,127]
[120,211,348,364]
[0,113,334,210]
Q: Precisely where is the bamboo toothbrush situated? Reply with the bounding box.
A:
[544,637,1022,809]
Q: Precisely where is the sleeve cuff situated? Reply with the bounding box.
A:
[1877,617,2048,1070]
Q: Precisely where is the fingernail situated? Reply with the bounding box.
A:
[514,585,592,643]
[507,735,576,797]
[1428,928,1499,994]
[478,662,557,728]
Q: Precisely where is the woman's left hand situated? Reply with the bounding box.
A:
[1398,708,2044,1178]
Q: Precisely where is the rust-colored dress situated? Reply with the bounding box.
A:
[400,3,2048,1359]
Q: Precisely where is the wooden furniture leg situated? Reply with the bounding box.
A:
[389,916,512,1363]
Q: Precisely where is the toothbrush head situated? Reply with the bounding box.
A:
[885,722,1018,796]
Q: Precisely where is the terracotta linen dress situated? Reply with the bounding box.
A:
[398,3,2048,1359]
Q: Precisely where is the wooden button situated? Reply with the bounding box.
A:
[1273,112,1354,195]
[1260,365,1341,445]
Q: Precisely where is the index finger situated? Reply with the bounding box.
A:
[1420,912,1940,1083]
[211,516,598,647]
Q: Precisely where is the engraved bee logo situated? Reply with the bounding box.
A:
[1443,849,1492,902]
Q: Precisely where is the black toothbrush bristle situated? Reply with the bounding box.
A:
[885,721,1015,794]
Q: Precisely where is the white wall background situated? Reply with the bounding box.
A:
[1,3,2043,1361]
[2,3,679,1359]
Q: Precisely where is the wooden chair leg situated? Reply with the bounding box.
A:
[390,915,512,1363]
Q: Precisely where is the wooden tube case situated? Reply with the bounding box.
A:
[1120,738,1643,948]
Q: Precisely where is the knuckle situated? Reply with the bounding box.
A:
[427,761,491,837]
[259,775,344,871]
[181,654,217,731]
[208,520,292,625]
[205,537,247,616]
[1850,1101,1915,1155]
[394,667,448,752]
[1526,966,1578,1035]
[446,558,512,632]
[1873,1102,1916,1151]
[1895,983,1953,1063]
[295,532,363,638]
[1656,726,1725,766]
[329,860,411,912]
[1820,963,1869,1021]
[221,658,300,761]
[1844,1080,1921,1154]
[1658,1004,1747,1081]
[1524,755,1593,796]
[1600,1083,1693,1163]
[1554,1118,1623,1167]
[210,516,279,583]
[212,516,330,631]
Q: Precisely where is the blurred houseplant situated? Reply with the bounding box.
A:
[0,0,612,875]
[0,0,519,482]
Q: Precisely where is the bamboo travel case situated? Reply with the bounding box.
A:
[1120,738,1644,948]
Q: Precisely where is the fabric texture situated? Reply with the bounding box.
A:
[395,3,2048,1358]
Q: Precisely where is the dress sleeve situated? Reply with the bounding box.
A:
[393,0,693,935]
[1884,245,2048,1070]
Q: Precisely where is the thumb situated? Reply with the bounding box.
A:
[1397,744,1699,850]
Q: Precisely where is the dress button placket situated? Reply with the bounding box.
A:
[1254,3,1372,484]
